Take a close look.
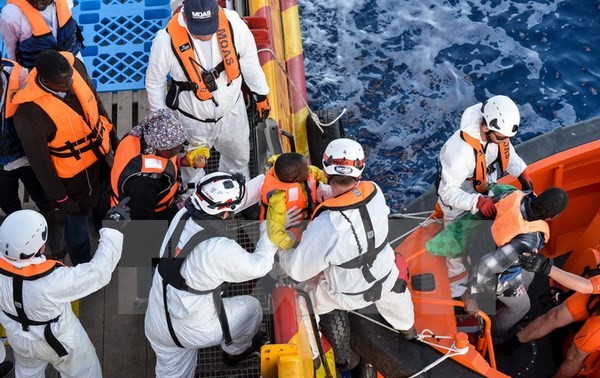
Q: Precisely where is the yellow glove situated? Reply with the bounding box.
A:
[185,147,210,169]
[267,154,280,167]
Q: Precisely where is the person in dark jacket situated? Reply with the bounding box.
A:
[12,49,117,265]
[461,188,568,335]
[0,57,66,259]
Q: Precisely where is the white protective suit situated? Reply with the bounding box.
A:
[0,228,123,378]
[278,182,414,358]
[437,103,527,223]
[146,10,269,179]
[144,175,279,378]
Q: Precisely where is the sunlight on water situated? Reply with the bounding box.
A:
[299,0,599,210]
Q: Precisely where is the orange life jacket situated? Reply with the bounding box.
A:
[8,0,72,35]
[12,52,113,179]
[312,181,401,297]
[166,8,240,103]
[312,180,377,220]
[0,257,63,279]
[460,131,510,194]
[0,257,69,357]
[7,0,82,69]
[110,134,179,213]
[0,60,26,165]
[491,191,550,247]
[259,167,318,220]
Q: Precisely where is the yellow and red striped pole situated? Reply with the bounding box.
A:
[279,0,309,156]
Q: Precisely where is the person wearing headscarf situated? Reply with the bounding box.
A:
[110,108,186,309]
[110,108,186,221]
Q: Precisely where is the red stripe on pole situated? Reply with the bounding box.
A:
[286,53,308,114]
[280,0,298,12]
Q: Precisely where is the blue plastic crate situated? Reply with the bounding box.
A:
[74,0,171,92]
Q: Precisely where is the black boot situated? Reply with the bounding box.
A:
[400,326,417,340]
[222,331,262,367]
[0,361,14,378]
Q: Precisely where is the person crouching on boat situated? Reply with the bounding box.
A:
[437,95,534,224]
[461,188,568,336]
[0,203,127,377]
[437,95,534,298]
[145,172,285,377]
[504,249,600,377]
[260,152,330,250]
[145,0,270,182]
[277,138,416,363]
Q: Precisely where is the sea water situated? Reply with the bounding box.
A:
[299,0,600,211]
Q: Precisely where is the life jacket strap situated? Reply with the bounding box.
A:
[342,271,391,302]
[158,211,235,347]
[4,277,68,357]
[336,206,386,283]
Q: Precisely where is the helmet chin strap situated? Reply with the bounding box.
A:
[484,130,492,142]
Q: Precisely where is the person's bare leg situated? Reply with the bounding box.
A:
[553,343,588,378]
[517,304,574,342]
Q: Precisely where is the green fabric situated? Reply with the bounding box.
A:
[426,184,518,257]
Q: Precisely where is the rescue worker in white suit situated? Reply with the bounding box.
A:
[0,203,128,377]
[437,95,532,224]
[145,0,270,181]
[145,172,281,378]
[437,95,534,299]
[277,138,416,363]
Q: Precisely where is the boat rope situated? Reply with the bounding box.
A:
[389,210,433,217]
[256,48,347,133]
[348,310,399,334]
[389,213,430,220]
[388,216,442,245]
[407,329,469,378]
[347,312,469,377]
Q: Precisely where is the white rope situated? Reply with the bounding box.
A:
[256,48,346,133]
[394,211,434,216]
[348,310,399,334]
[347,313,470,378]
[389,210,434,220]
[388,214,430,220]
[388,217,442,245]
[406,329,470,378]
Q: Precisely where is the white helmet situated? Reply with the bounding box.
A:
[0,210,47,263]
[481,95,520,137]
[322,138,365,178]
[190,172,245,215]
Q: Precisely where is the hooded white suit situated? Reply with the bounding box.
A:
[0,228,123,378]
[144,175,278,378]
[278,182,414,358]
[437,103,527,223]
